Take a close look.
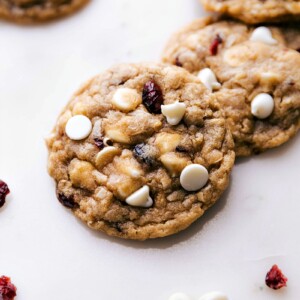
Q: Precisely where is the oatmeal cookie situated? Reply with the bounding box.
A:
[46,63,235,240]
[162,18,300,156]
[0,0,89,23]
[200,0,300,24]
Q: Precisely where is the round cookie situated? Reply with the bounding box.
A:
[46,63,235,240]
[200,0,300,24]
[0,0,89,23]
[162,18,300,156]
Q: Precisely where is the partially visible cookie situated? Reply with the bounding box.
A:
[162,18,300,156]
[0,0,89,23]
[46,63,235,240]
[200,0,300,24]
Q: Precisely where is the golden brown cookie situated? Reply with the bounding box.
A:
[162,18,300,156]
[200,0,300,24]
[0,0,89,23]
[46,63,235,240]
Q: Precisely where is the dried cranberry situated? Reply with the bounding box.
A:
[265,265,288,290]
[142,80,164,114]
[0,180,10,208]
[110,222,123,232]
[175,56,183,67]
[210,34,223,55]
[133,143,156,167]
[0,276,17,300]
[175,145,188,153]
[94,138,104,150]
[56,192,77,209]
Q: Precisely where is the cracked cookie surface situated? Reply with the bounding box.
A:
[46,63,235,240]
[200,0,300,24]
[0,0,89,22]
[162,18,300,156]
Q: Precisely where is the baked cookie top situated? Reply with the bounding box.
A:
[200,0,300,24]
[46,63,235,240]
[0,0,89,22]
[162,18,300,156]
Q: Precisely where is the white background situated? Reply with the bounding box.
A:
[0,0,299,299]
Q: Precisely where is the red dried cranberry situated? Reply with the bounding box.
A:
[94,138,104,150]
[265,265,288,290]
[0,276,17,300]
[142,80,164,114]
[175,56,183,67]
[0,180,10,208]
[210,34,223,55]
[56,192,77,209]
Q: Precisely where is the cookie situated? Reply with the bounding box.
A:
[0,0,89,23]
[46,63,235,240]
[200,0,300,24]
[162,18,300,156]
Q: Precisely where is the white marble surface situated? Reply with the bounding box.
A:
[0,1,299,299]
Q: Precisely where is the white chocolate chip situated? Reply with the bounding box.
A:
[65,115,92,140]
[125,185,153,208]
[105,128,130,143]
[160,153,190,177]
[198,68,221,92]
[250,27,277,45]
[168,293,191,300]
[128,169,143,178]
[92,170,108,185]
[68,159,97,191]
[95,146,121,169]
[251,93,274,119]
[198,291,228,300]
[180,164,209,192]
[155,132,181,154]
[111,88,142,112]
[161,102,186,125]
[260,72,280,85]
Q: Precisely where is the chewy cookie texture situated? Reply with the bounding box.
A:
[162,18,300,156]
[200,0,300,24]
[47,63,235,240]
[0,0,89,22]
